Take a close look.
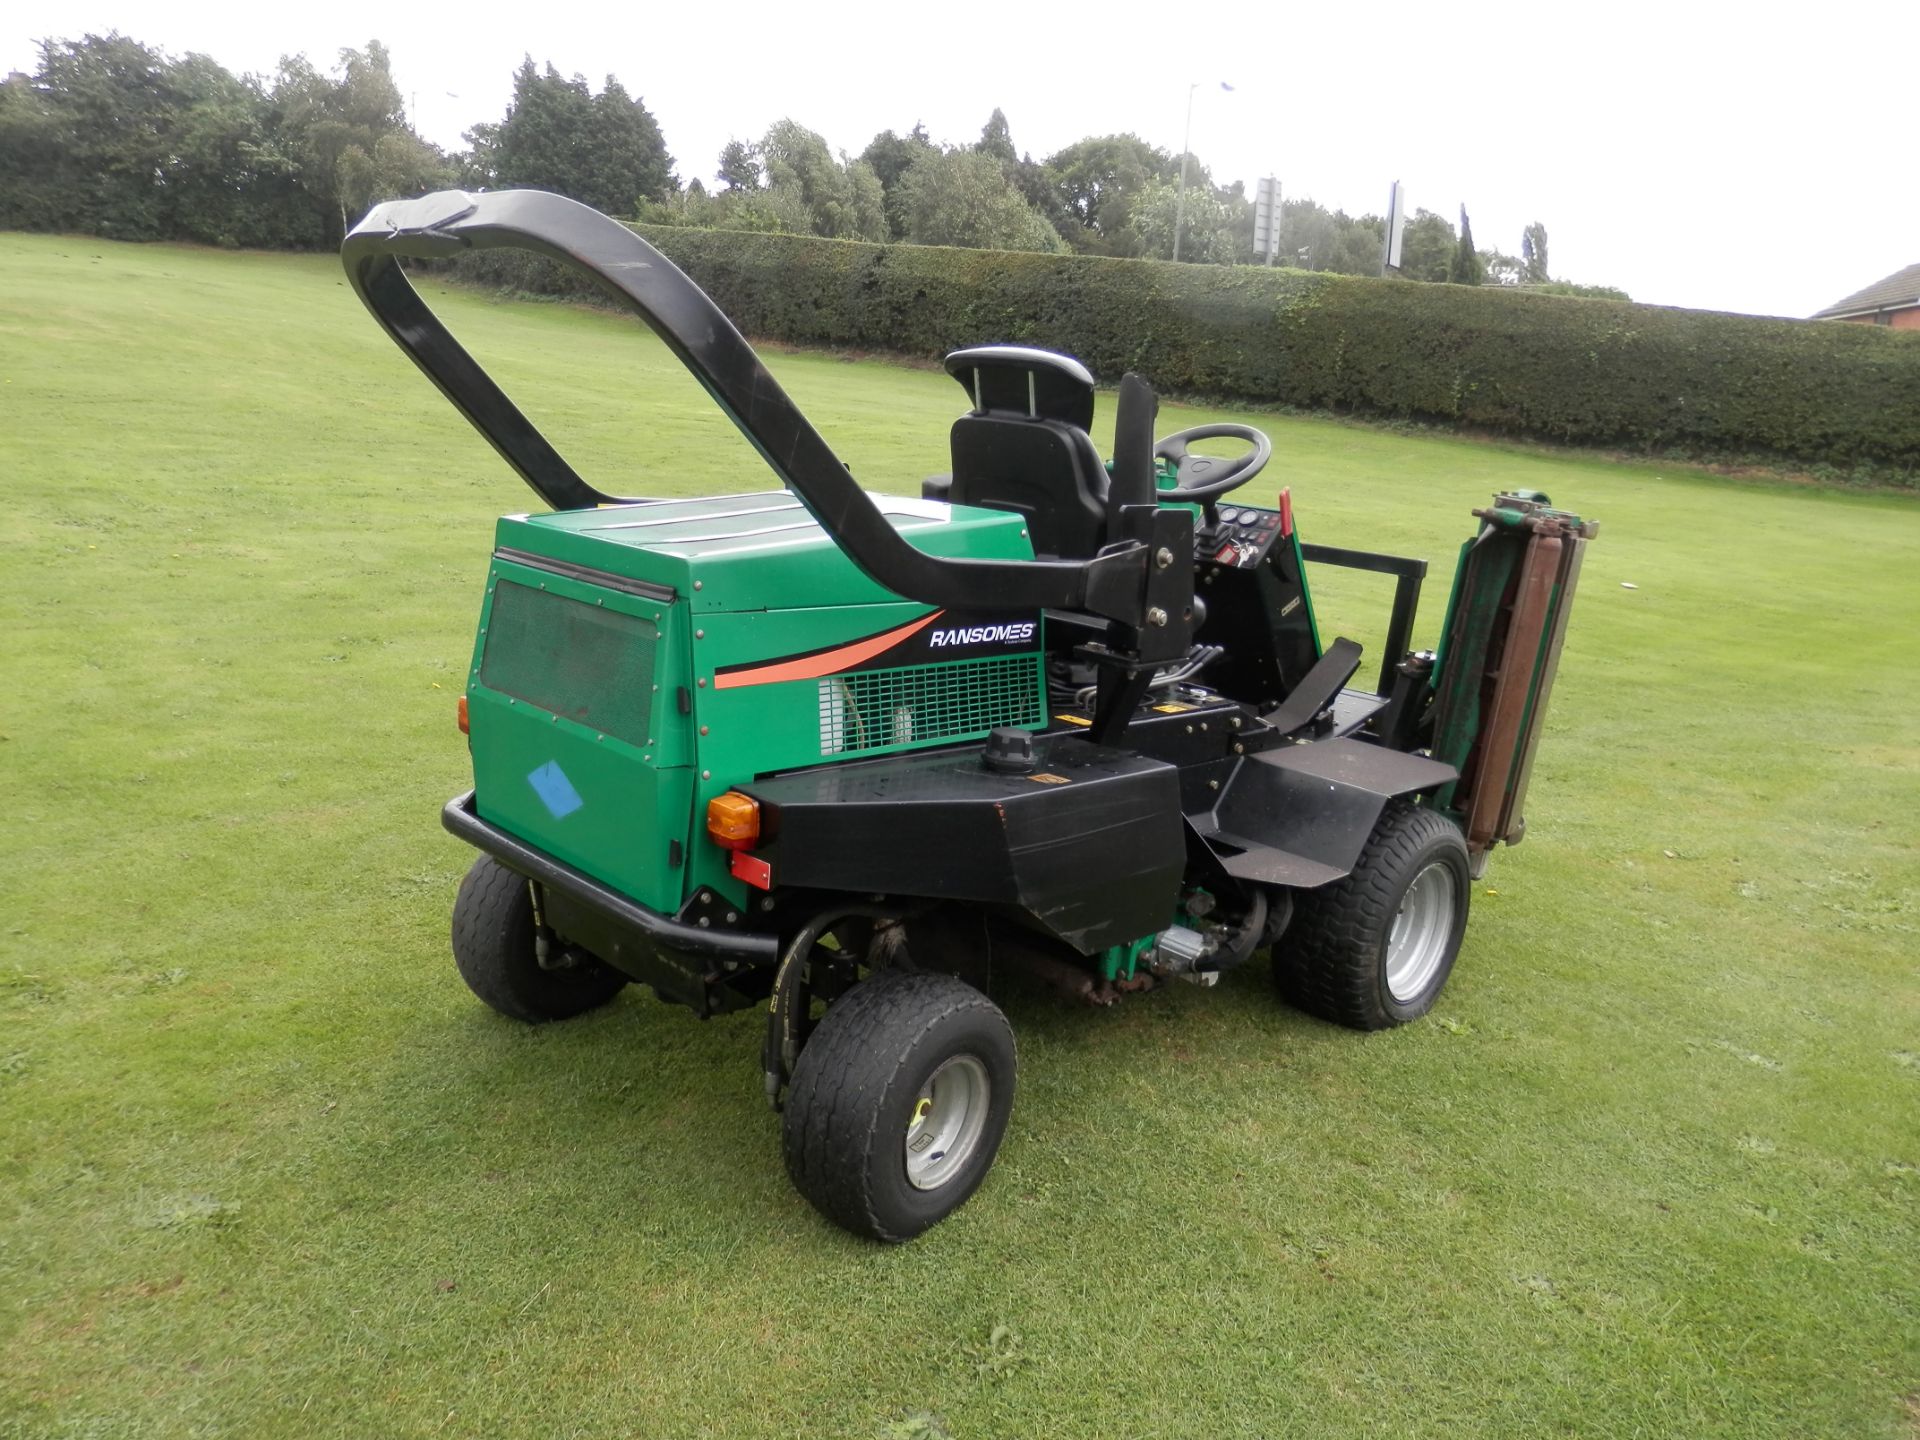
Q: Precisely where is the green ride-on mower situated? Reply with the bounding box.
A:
[342,190,1597,1242]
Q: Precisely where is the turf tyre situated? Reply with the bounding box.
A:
[782,968,1015,1242]
[450,855,627,1023]
[1275,802,1471,1030]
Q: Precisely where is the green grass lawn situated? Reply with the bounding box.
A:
[2,233,1916,1440]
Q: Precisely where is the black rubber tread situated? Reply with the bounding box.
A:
[1273,801,1470,1031]
[782,969,1016,1243]
[450,855,627,1023]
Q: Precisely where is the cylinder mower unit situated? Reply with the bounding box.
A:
[1427,496,1598,870]
[340,190,1597,1243]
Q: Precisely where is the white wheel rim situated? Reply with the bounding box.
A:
[1385,861,1456,1002]
[905,1055,991,1192]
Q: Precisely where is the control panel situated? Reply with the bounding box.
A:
[1196,503,1285,570]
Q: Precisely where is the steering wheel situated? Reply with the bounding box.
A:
[1153,423,1272,502]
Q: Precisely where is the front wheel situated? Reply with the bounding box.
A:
[781,969,1015,1242]
[1274,802,1471,1030]
[450,856,627,1023]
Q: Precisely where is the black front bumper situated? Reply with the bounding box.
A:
[442,791,777,1014]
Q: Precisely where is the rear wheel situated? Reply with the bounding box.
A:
[782,969,1015,1242]
[1274,802,1471,1030]
[450,856,627,1022]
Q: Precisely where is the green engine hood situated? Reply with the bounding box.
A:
[493,491,1036,610]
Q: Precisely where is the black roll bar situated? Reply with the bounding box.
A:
[340,189,1149,624]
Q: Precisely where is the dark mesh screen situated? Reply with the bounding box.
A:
[480,580,657,747]
[819,655,1042,756]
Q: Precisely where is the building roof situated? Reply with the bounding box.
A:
[1813,263,1920,319]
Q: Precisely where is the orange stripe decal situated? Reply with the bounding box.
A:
[713,611,944,689]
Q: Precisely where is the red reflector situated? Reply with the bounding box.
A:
[730,850,772,890]
[456,695,469,734]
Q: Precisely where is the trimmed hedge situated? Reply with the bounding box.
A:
[446,228,1920,477]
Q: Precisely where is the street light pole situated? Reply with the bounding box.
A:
[1173,82,1198,263]
[1173,81,1232,263]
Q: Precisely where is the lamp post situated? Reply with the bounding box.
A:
[1173,80,1232,263]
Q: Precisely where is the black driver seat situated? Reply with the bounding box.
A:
[937,347,1109,560]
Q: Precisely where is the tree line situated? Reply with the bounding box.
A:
[0,35,445,248]
[0,34,1625,297]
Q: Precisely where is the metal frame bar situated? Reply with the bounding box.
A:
[1300,542,1428,694]
[340,189,1151,626]
[442,790,776,964]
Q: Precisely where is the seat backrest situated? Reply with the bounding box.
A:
[943,347,1109,559]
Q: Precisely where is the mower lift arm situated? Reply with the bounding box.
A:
[341,189,1151,625]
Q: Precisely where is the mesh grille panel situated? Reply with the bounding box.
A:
[480,580,657,747]
[819,655,1041,756]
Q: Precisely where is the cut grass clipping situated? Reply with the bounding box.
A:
[2,233,1916,1439]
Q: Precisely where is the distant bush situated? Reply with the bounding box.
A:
[442,228,1920,478]
[1522,280,1633,301]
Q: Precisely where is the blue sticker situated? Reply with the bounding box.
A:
[527,761,584,820]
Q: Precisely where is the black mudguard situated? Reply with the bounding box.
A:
[1183,737,1458,890]
[743,739,1184,955]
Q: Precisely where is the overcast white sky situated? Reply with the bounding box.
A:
[6,0,1914,318]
